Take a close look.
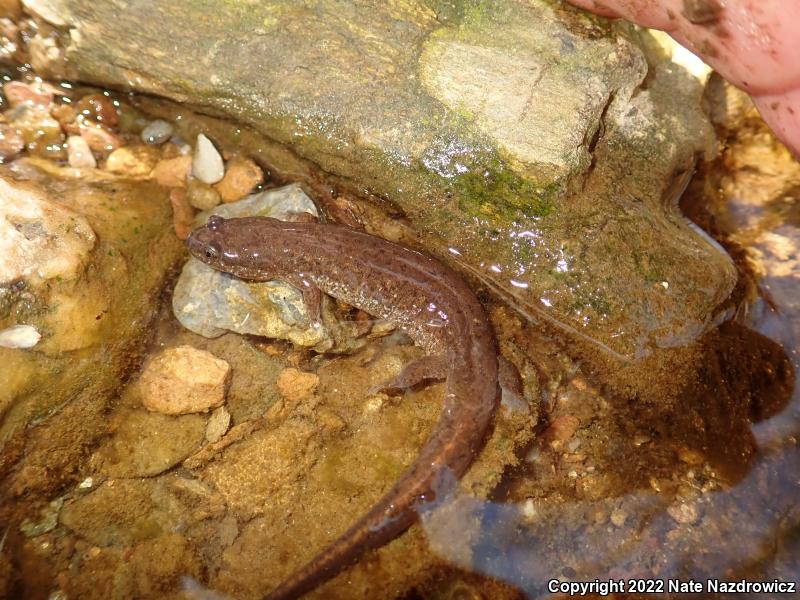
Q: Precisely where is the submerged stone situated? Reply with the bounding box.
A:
[172,183,338,350]
[137,345,231,416]
[91,408,207,477]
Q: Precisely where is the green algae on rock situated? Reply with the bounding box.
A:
[26,0,737,362]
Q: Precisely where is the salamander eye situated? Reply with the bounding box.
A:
[207,215,225,230]
[204,242,221,260]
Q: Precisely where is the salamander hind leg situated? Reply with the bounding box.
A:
[370,354,448,395]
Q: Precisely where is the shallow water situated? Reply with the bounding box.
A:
[416,96,800,598]
[0,74,798,600]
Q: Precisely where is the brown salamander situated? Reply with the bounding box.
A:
[187,215,500,600]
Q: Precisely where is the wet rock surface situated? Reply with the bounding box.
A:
[29,0,736,367]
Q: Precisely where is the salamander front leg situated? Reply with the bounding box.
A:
[301,284,322,324]
[371,354,448,394]
[285,275,323,324]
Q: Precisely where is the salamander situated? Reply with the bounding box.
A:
[187,215,500,599]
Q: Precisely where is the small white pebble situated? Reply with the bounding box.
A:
[0,324,41,349]
[141,119,174,145]
[521,498,536,519]
[78,477,94,489]
[192,133,224,184]
[66,135,96,169]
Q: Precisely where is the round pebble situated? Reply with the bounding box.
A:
[104,145,160,177]
[138,345,231,415]
[276,368,320,402]
[214,156,264,202]
[141,119,174,145]
[192,133,224,184]
[544,414,580,448]
[187,178,221,210]
[66,135,96,169]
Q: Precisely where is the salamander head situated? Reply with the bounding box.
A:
[187,215,276,280]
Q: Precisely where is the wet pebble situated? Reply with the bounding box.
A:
[13,107,64,159]
[79,121,123,154]
[543,414,580,448]
[137,345,231,415]
[205,405,231,443]
[141,119,173,145]
[91,408,206,477]
[20,498,63,537]
[104,145,160,177]
[74,93,118,127]
[214,156,263,202]
[3,80,52,108]
[153,154,192,188]
[187,178,221,210]
[192,133,224,184]
[66,135,96,169]
[363,394,386,413]
[276,367,319,402]
[0,176,96,285]
[520,498,536,520]
[667,500,700,525]
[0,123,24,160]
[0,324,41,348]
[50,103,76,130]
[316,409,346,434]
